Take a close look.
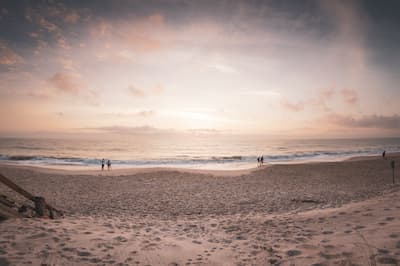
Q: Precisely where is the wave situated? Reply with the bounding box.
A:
[0,147,390,168]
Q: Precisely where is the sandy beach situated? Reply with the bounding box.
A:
[1,155,400,265]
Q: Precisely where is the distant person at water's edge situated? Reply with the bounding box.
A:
[107,160,111,170]
[261,155,264,165]
[383,150,386,159]
[257,157,260,166]
[101,158,105,170]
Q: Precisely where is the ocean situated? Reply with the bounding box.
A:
[0,136,399,170]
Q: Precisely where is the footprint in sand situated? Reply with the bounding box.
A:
[77,251,91,257]
[353,225,366,230]
[377,257,398,264]
[378,249,390,254]
[385,217,395,221]
[319,251,340,259]
[114,236,128,243]
[342,251,353,257]
[286,250,301,257]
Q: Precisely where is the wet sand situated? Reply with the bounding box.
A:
[0,154,399,265]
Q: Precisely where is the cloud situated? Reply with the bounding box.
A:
[49,72,83,94]
[56,37,70,50]
[280,98,304,112]
[340,88,358,104]
[34,40,47,55]
[63,11,80,24]
[59,57,78,70]
[38,16,58,32]
[128,84,165,97]
[47,71,97,101]
[137,110,155,117]
[325,113,400,129]
[104,110,156,118]
[151,84,164,94]
[186,128,224,135]
[0,42,24,65]
[85,125,173,135]
[89,13,168,53]
[280,89,333,112]
[208,63,238,74]
[26,88,52,99]
[28,32,39,38]
[128,86,146,97]
[240,90,280,97]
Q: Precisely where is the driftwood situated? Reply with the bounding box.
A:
[0,173,63,219]
[0,203,21,219]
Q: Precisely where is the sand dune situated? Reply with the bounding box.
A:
[0,155,399,265]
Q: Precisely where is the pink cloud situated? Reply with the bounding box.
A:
[89,13,168,53]
[63,11,80,24]
[341,88,358,104]
[0,42,24,65]
[34,40,47,55]
[280,98,304,112]
[324,113,400,129]
[128,84,165,98]
[47,71,98,104]
[48,72,86,94]
[151,84,164,94]
[128,86,146,97]
[56,36,70,49]
[281,88,335,112]
[37,16,58,32]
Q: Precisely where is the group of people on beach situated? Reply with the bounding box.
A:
[101,159,112,171]
[257,155,264,167]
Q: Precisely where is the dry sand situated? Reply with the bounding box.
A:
[0,155,400,265]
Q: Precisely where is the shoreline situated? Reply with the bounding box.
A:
[0,152,397,177]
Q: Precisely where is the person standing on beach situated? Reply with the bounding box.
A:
[383,151,386,159]
[107,160,111,170]
[261,155,264,165]
[101,158,105,171]
[257,157,260,166]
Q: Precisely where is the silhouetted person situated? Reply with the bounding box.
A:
[107,160,111,170]
[257,157,260,166]
[261,155,264,165]
[101,158,105,171]
[383,151,386,159]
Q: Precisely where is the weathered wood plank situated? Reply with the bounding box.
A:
[0,173,63,218]
[0,195,16,208]
[0,173,34,201]
[0,204,21,219]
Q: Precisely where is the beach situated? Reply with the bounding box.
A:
[1,155,400,265]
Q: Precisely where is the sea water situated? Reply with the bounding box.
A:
[0,136,399,170]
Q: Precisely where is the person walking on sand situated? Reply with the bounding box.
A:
[107,159,111,170]
[101,158,105,171]
[383,150,386,159]
[257,157,260,167]
[261,155,264,165]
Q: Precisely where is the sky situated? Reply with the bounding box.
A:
[0,0,400,138]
